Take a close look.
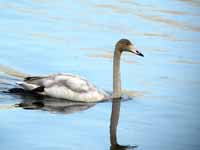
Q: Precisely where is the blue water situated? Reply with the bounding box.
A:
[0,0,200,150]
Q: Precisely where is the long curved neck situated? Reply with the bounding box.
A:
[113,48,122,98]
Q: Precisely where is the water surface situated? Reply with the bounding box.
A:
[0,0,200,150]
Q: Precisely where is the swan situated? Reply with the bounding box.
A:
[16,39,144,102]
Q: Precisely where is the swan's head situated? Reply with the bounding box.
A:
[116,39,144,57]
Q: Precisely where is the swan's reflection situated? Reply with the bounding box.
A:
[17,98,95,114]
[9,90,95,114]
[110,98,137,150]
[2,89,137,149]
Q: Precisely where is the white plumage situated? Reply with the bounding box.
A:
[18,74,110,102]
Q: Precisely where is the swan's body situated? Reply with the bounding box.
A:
[18,74,109,102]
[16,39,143,102]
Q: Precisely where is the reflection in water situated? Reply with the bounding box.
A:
[88,53,137,64]
[0,64,29,78]
[30,32,66,43]
[172,59,200,65]
[95,3,200,32]
[4,90,95,114]
[0,85,137,149]
[0,0,199,149]
[122,89,147,98]
[176,0,200,7]
[110,98,137,150]
[135,13,200,32]
[17,98,95,115]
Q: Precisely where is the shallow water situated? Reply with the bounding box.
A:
[0,0,200,150]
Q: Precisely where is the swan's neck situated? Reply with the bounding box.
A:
[113,49,122,98]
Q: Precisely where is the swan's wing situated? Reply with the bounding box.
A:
[17,76,47,90]
[24,76,45,81]
[19,74,97,93]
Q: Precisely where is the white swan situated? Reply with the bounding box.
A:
[17,39,144,102]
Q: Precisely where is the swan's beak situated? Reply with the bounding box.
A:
[128,46,144,57]
[134,49,144,57]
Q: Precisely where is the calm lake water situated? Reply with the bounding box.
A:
[0,0,200,150]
